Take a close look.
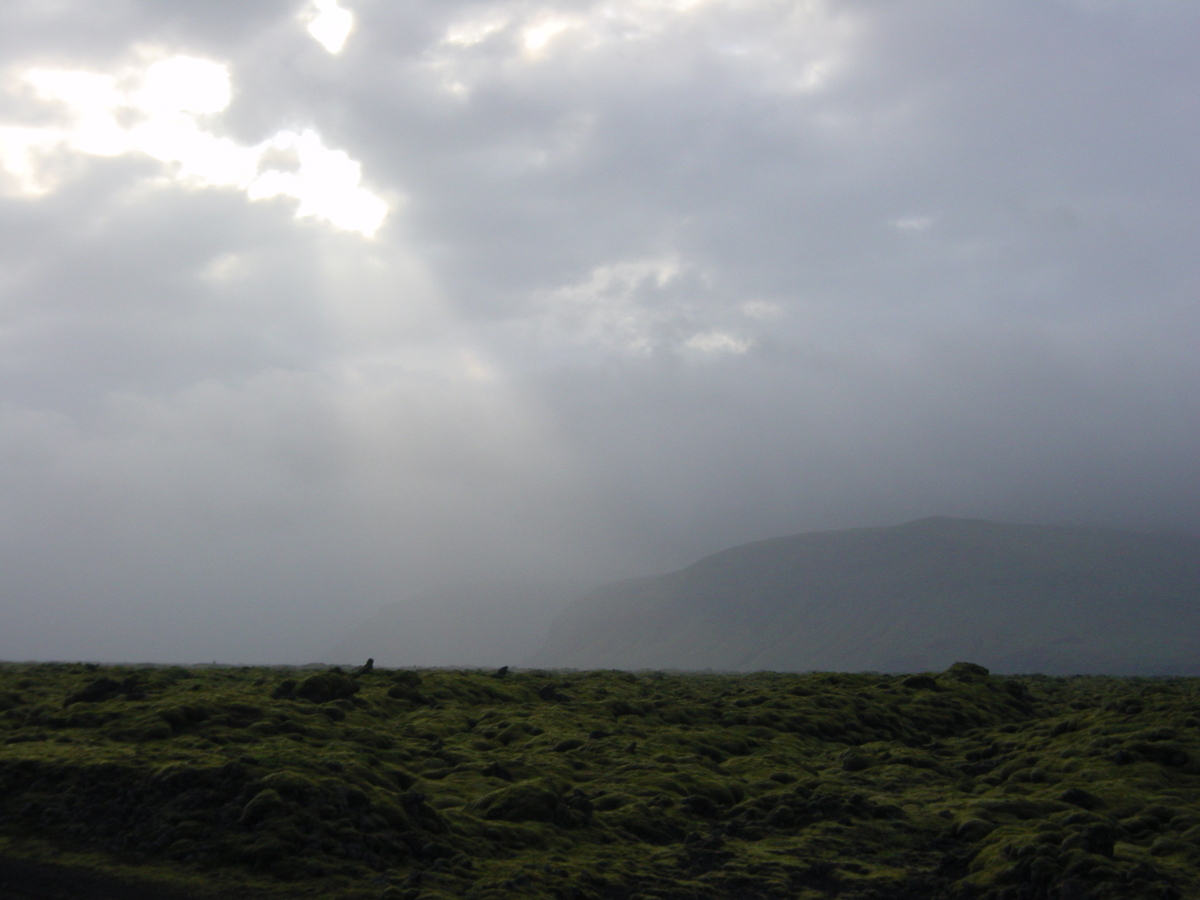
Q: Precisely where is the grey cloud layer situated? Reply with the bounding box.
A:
[0,0,1196,663]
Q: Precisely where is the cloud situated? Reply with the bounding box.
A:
[303,0,354,54]
[538,256,682,355]
[529,256,756,358]
[893,215,933,232]
[683,331,750,355]
[0,53,386,234]
[0,0,1197,663]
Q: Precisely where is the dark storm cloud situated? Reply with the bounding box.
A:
[0,0,1196,663]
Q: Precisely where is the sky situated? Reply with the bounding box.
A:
[0,0,1196,664]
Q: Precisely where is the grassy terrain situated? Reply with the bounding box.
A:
[0,661,1198,900]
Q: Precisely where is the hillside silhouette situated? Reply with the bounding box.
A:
[529,517,1200,674]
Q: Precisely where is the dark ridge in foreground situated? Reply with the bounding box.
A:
[528,517,1200,674]
[2,661,1199,899]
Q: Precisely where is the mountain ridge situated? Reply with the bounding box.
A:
[527,517,1200,674]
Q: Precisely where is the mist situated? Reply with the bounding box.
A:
[0,0,1197,664]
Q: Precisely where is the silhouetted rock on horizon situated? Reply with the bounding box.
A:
[526,517,1200,675]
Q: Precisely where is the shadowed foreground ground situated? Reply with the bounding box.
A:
[1,661,1198,899]
[0,858,203,900]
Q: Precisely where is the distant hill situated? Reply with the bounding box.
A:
[526,517,1200,674]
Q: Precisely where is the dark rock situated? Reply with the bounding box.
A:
[552,802,573,828]
[398,791,427,815]
[567,788,593,822]
[388,767,416,789]
[1003,680,1030,701]
[954,818,995,841]
[239,788,284,827]
[610,699,638,717]
[680,795,718,818]
[902,675,940,691]
[467,779,562,823]
[765,805,797,828]
[63,679,123,707]
[538,683,571,702]
[1059,787,1104,810]
[945,662,991,680]
[481,761,513,781]
[295,672,359,704]
[1130,740,1190,768]
[157,704,210,732]
[1080,823,1116,858]
[494,666,509,679]
[386,684,428,704]
[1150,837,1190,857]
[677,829,732,872]
[840,752,873,772]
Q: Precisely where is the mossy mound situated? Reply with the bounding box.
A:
[0,661,1198,899]
[467,778,566,823]
[293,671,359,703]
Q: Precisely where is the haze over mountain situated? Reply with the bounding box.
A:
[528,518,1200,675]
[1,4,1197,665]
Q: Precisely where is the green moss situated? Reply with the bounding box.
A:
[0,662,1198,898]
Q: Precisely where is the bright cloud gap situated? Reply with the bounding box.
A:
[0,56,385,236]
[304,0,355,54]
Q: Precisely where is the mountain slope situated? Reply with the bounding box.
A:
[527,517,1200,674]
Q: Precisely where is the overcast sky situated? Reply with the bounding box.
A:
[0,0,1196,664]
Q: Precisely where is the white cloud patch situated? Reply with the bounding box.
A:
[740,300,784,320]
[894,215,934,232]
[425,0,854,96]
[538,256,749,357]
[522,17,579,55]
[683,330,751,355]
[444,14,511,49]
[539,257,680,355]
[0,55,386,236]
[133,56,231,116]
[246,130,388,235]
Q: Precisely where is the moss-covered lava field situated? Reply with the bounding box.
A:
[1,661,1198,900]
